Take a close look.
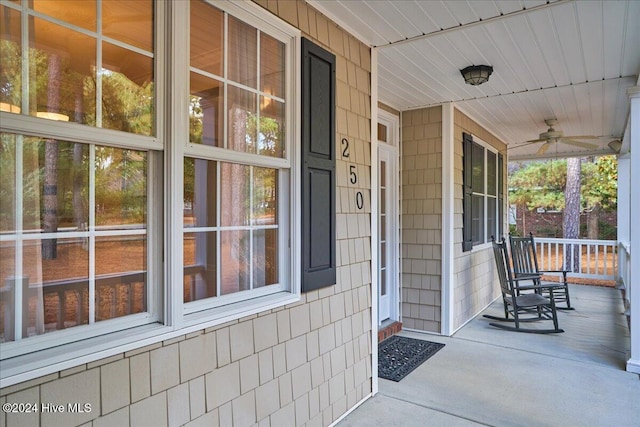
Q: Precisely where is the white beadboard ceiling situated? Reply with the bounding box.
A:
[308,0,640,160]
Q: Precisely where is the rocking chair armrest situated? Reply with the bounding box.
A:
[516,282,565,291]
[539,269,570,275]
[511,274,542,282]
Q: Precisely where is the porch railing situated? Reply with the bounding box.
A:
[534,238,617,280]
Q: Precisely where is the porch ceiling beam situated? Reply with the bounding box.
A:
[375,0,573,49]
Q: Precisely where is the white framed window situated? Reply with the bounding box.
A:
[0,0,160,359]
[181,1,299,317]
[463,134,502,249]
[0,0,301,384]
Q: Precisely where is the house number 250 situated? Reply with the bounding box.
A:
[342,138,364,210]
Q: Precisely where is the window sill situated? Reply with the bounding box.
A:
[0,292,299,388]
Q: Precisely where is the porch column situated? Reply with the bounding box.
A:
[627,86,640,374]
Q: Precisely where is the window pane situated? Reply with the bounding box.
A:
[228,86,257,153]
[0,6,22,112]
[29,18,97,125]
[184,158,218,228]
[220,163,250,226]
[21,138,89,235]
[102,0,153,51]
[228,16,257,88]
[0,244,15,342]
[29,238,89,336]
[471,142,484,194]
[258,97,285,158]
[33,0,96,31]
[102,42,154,136]
[487,197,497,241]
[253,229,278,288]
[220,230,250,295]
[95,147,147,229]
[378,123,387,143]
[252,167,277,226]
[190,72,224,146]
[183,231,218,302]
[0,134,16,233]
[260,33,284,98]
[190,1,223,76]
[95,235,146,321]
[487,151,497,196]
[472,194,484,245]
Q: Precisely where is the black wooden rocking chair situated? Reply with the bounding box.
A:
[509,232,573,310]
[483,237,564,333]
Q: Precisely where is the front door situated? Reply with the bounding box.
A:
[378,114,398,325]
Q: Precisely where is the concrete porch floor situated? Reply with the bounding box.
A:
[338,284,640,427]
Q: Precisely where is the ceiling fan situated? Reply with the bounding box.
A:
[525,119,599,155]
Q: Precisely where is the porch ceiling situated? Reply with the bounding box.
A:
[308,0,640,160]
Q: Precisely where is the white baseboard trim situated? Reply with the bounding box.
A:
[329,393,373,427]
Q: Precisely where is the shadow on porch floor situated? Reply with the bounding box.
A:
[338,284,640,427]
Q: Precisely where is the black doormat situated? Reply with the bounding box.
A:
[378,335,445,382]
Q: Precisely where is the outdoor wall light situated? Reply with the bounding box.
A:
[460,65,493,86]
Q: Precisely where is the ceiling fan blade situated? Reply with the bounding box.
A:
[562,135,598,140]
[536,142,550,155]
[559,139,598,149]
[526,138,547,143]
[508,140,543,150]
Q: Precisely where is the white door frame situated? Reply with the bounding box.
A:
[377,110,400,326]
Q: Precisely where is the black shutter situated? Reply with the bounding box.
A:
[498,153,504,240]
[462,133,473,252]
[301,38,336,292]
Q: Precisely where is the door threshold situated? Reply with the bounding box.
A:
[378,320,402,342]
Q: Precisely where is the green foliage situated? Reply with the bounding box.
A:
[582,155,617,211]
[509,156,618,213]
[509,160,566,211]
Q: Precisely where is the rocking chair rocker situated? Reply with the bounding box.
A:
[484,237,564,334]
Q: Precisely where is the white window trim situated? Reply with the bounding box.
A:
[0,0,303,387]
[469,135,499,252]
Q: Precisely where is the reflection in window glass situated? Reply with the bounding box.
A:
[18,138,90,235]
[0,132,150,342]
[0,6,22,111]
[102,42,154,136]
[190,1,223,76]
[220,162,250,227]
[253,229,277,288]
[6,2,154,136]
[260,33,284,98]
[95,236,147,320]
[0,134,16,233]
[184,158,217,228]
[33,0,97,32]
[102,0,153,51]
[472,194,484,245]
[487,151,497,196]
[29,18,97,125]
[259,98,285,158]
[220,230,250,295]
[252,167,277,225]
[487,198,497,241]
[189,72,223,146]
[228,16,257,88]
[95,147,147,228]
[228,86,257,154]
[471,142,484,194]
[183,231,217,302]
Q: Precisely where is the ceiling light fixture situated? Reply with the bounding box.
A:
[460,65,493,86]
